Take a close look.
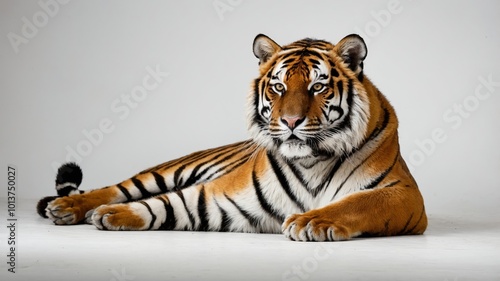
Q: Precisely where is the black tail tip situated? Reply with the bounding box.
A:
[38,163,83,218]
[36,196,59,218]
[56,162,83,187]
[55,162,83,196]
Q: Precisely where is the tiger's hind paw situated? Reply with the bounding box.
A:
[46,196,86,225]
[92,203,151,231]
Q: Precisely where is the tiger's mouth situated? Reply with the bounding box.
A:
[278,135,313,159]
[281,134,307,147]
[285,134,303,143]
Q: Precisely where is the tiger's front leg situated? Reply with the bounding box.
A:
[282,186,427,241]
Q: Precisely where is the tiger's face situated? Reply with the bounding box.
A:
[248,34,371,160]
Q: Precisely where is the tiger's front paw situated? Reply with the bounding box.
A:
[92,203,151,231]
[46,196,87,225]
[282,213,354,241]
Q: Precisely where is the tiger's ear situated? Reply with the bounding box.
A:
[253,34,282,64]
[334,34,367,76]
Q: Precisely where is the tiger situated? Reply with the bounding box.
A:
[37,33,427,241]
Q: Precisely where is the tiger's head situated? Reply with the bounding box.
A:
[248,34,372,160]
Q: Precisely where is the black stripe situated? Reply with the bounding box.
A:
[337,80,344,105]
[332,151,398,200]
[330,67,339,77]
[182,142,253,187]
[358,71,364,82]
[321,107,329,120]
[309,58,320,65]
[331,158,366,200]
[224,193,261,229]
[253,171,285,222]
[117,184,132,201]
[399,212,414,235]
[301,49,324,59]
[322,158,345,192]
[325,90,335,101]
[151,172,168,193]
[363,154,399,190]
[383,180,401,188]
[337,80,344,113]
[141,142,246,174]
[405,206,426,235]
[183,142,253,187]
[157,196,176,230]
[279,52,295,60]
[205,154,250,182]
[139,201,156,230]
[253,78,265,125]
[131,177,153,198]
[173,165,187,187]
[168,145,244,187]
[267,153,305,212]
[287,162,308,189]
[170,142,247,175]
[334,80,353,131]
[139,151,201,174]
[197,187,209,231]
[367,106,390,142]
[286,161,327,197]
[216,202,231,232]
[175,190,195,229]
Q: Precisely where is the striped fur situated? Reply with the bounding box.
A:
[41,34,427,241]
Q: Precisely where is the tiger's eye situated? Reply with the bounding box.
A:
[312,83,324,92]
[274,83,285,93]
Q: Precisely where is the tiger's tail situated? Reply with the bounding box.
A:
[36,162,84,218]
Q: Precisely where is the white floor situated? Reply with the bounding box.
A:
[2,200,499,281]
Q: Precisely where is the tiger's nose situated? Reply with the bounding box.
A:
[280,115,305,130]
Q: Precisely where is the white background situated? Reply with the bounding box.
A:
[1,0,499,218]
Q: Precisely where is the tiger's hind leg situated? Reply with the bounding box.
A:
[91,197,171,231]
[91,185,200,231]
[43,141,257,226]
[282,185,427,241]
[44,166,167,225]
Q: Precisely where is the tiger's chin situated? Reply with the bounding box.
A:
[278,141,314,159]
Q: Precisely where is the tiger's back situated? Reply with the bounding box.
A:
[39,34,427,241]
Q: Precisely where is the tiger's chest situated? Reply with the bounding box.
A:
[259,151,374,213]
[258,155,338,211]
